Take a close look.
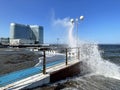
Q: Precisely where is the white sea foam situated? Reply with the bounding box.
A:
[79,42,120,80]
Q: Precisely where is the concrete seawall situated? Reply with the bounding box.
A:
[50,61,81,83]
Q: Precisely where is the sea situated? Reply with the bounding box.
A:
[34,44,120,90]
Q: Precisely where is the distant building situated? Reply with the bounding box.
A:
[10,39,35,45]
[0,38,9,45]
[10,23,43,45]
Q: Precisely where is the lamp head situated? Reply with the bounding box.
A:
[80,16,84,20]
[70,18,74,24]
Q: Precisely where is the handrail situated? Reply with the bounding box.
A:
[42,47,80,74]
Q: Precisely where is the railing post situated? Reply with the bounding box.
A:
[66,48,68,65]
[43,50,46,74]
[78,47,80,60]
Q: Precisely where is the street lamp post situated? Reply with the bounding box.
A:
[71,16,84,60]
[57,38,59,47]
[70,16,84,47]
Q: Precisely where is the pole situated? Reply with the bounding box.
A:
[78,47,80,60]
[43,50,46,74]
[76,19,78,48]
[66,48,68,65]
[57,38,59,47]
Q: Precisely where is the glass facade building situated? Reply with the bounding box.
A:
[30,25,43,44]
[10,23,43,44]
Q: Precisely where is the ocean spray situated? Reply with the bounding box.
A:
[65,18,120,79]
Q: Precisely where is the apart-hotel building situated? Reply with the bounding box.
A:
[10,23,43,45]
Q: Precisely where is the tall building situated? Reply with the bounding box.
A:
[30,25,43,44]
[10,23,43,45]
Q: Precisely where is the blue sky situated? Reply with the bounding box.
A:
[0,0,120,44]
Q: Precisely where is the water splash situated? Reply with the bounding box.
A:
[68,23,77,48]
[65,18,120,80]
[53,17,77,47]
[79,43,120,79]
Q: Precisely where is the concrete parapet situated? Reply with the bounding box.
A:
[50,61,81,83]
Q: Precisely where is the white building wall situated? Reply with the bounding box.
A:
[10,39,35,45]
